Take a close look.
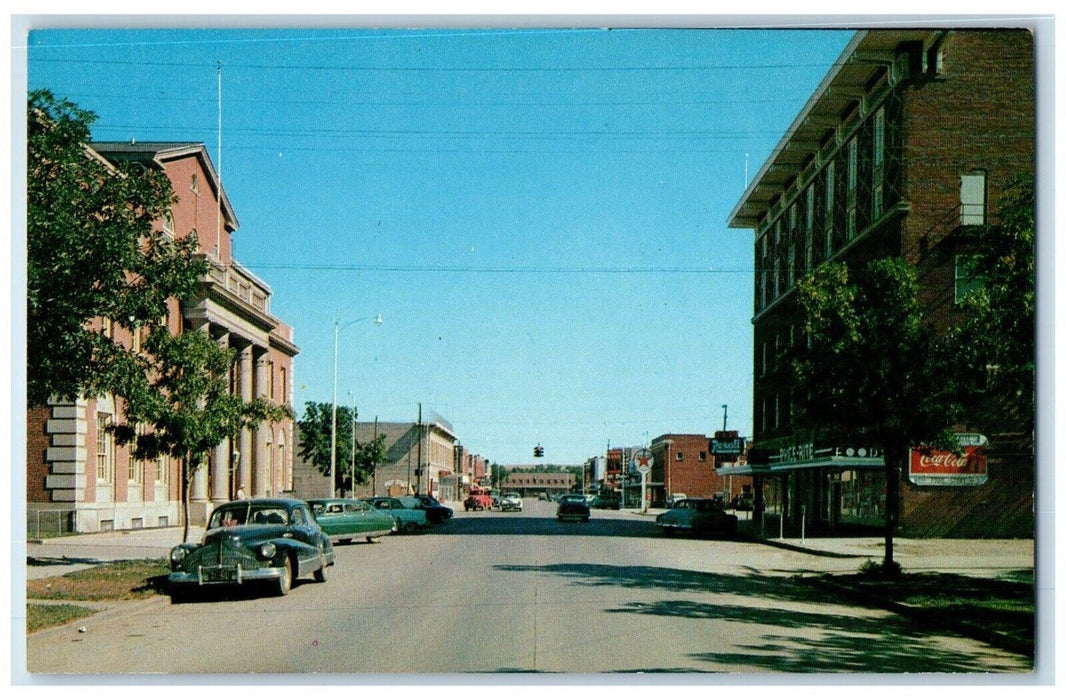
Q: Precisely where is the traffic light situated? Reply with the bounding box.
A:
[534,445,544,458]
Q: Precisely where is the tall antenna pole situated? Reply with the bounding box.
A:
[216,60,223,257]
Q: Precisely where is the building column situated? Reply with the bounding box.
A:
[210,332,231,504]
[253,349,271,497]
[238,343,254,498]
[187,320,210,515]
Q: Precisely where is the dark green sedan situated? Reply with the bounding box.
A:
[168,498,334,600]
[307,498,396,544]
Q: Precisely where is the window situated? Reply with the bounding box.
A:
[101,317,113,339]
[96,413,114,484]
[805,186,815,270]
[675,452,684,461]
[846,139,858,239]
[873,108,885,169]
[162,210,175,235]
[699,451,707,462]
[824,162,835,257]
[156,452,170,485]
[127,425,143,485]
[960,172,986,225]
[955,255,984,303]
[190,173,199,193]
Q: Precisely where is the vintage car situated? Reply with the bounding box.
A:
[591,493,621,510]
[498,492,523,512]
[655,497,739,538]
[464,488,494,511]
[409,494,454,524]
[361,497,429,532]
[168,498,334,600]
[307,498,396,544]
[556,493,591,523]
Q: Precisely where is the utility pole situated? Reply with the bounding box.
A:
[416,403,423,495]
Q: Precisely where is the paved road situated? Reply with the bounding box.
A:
[24,500,1034,675]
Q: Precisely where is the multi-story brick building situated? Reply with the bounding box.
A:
[726,30,1034,537]
[27,142,299,534]
[500,470,576,498]
[646,434,752,507]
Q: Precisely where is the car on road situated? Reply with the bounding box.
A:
[362,497,429,532]
[168,498,334,600]
[400,494,449,522]
[307,498,396,544]
[556,493,591,523]
[498,492,523,512]
[655,498,739,538]
[591,493,621,510]
[464,488,494,511]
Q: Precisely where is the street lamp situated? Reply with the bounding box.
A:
[330,314,383,496]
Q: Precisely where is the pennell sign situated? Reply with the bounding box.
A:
[711,436,745,457]
[909,434,988,486]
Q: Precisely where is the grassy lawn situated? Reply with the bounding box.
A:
[814,569,1034,654]
[26,558,170,602]
[26,603,97,634]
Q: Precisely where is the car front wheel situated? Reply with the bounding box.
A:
[274,558,292,596]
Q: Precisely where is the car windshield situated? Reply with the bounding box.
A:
[209,504,289,528]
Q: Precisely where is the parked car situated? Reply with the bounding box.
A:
[307,498,396,544]
[591,493,620,510]
[168,498,334,600]
[362,497,429,532]
[655,498,739,538]
[557,493,591,523]
[412,494,454,523]
[729,493,754,511]
[666,493,688,508]
[464,488,494,511]
[498,492,523,512]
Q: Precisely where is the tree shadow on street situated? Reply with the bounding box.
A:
[496,562,1032,674]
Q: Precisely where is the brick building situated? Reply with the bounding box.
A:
[500,470,575,497]
[27,142,298,535]
[338,419,458,501]
[725,30,1034,537]
[647,434,752,507]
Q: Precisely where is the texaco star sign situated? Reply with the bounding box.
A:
[633,448,653,474]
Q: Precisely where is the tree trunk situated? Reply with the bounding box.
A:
[182,452,193,544]
[883,449,903,572]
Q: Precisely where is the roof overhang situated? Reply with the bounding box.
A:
[727,29,937,230]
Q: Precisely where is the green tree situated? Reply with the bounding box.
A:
[792,258,958,573]
[27,89,205,407]
[113,327,291,543]
[940,175,1035,437]
[296,401,385,494]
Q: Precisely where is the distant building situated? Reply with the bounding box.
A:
[501,470,575,497]
[648,434,751,507]
[347,419,457,501]
[726,30,1034,537]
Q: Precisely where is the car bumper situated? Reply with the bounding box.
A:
[168,563,285,587]
[557,512,589,521]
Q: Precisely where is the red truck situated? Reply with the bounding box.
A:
[464,488,493,511]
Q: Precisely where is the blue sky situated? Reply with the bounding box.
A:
[25,25,854,465]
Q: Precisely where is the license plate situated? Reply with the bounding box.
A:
[198,564,242,584]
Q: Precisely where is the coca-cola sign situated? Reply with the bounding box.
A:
[909,434,988,486]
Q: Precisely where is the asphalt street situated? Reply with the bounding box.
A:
[22,499,1036,676]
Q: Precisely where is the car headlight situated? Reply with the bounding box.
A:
[258,542,277,559]
[170,546,187,563]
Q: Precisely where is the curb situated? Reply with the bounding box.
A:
[26,594,169,636]
[752,537,867,559]
[808,577,1033,657]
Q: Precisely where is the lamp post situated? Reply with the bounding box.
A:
[330,314,383,497]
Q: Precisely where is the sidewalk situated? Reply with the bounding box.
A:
[25,526,205,580]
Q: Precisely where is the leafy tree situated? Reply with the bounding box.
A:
[113,328,291,543]
[27,89,205,407]
[792,258,958,573]
[297,401,385,494]
[940,175,1035,437]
